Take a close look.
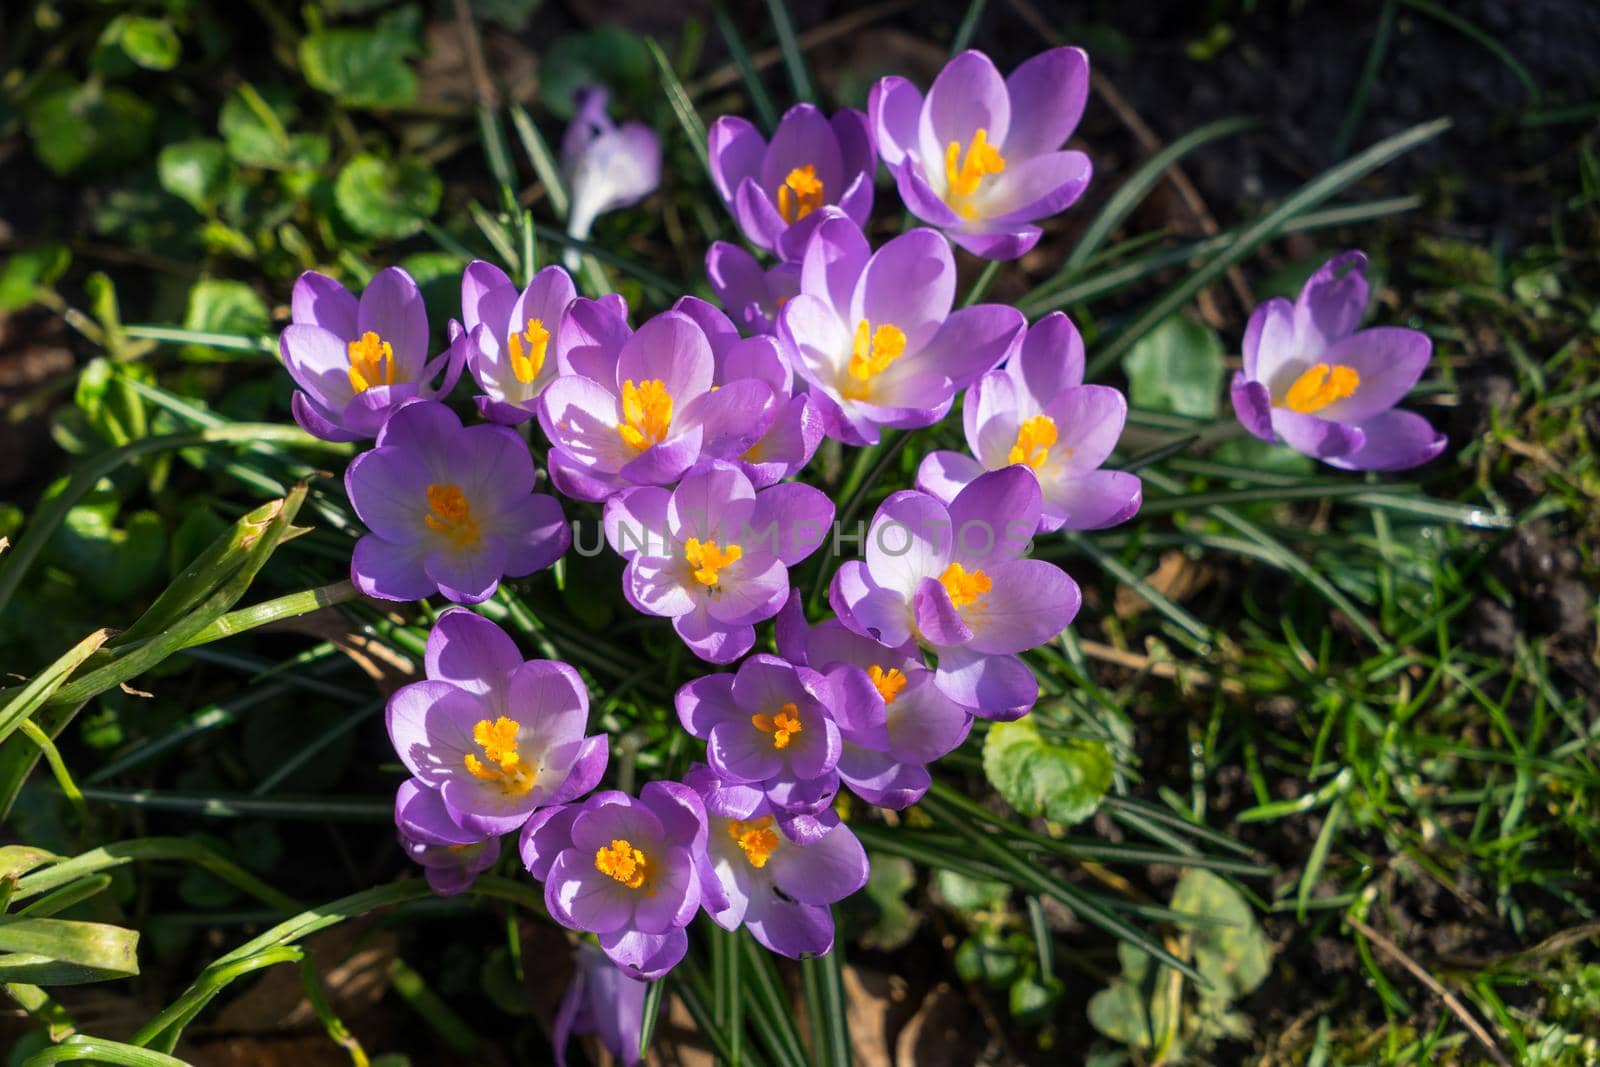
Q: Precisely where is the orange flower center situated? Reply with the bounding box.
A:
[1008,414,1059,470]
[618,378,673,451]
[462,716,537,796]
[684,538,742,587]
[939,562,992,608]
[945,128,1006,216]
[594,839,650,890]
[507,317,550,385]
[777,164,825,225]
[347,331,397,393]
[424,484,481,548]
[1283,363,1360,414]
[751,703,803,749]
[868,664,908,704]
[727,816,780,868]
[843,319,906,400]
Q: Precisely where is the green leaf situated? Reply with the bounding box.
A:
[954,930,1026,987]
[158,140,233,214]
[399,251,467,332]
[1008,972,1063,1024]
[851,854,919,952]
[51,498,165,604]
[94,15,182,74]
[335,154,441,239]
[25,83,155,177]
[471,0,543,30]
[0,846,60,881]
[1087,978,1155,1047]
[539,28,653,118]
[0,916,139,984]
[1170,870,1271,1000]
[219,86,328,172]
[1123,315,1225,419]
[983,719,1113,826]
[180,280,269,362]
[0,245,70,311]
[935,869,1011,913]
[299,26,419,109]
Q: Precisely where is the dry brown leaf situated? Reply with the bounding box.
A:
[264,606,418,696]
[202,921,397,1036]
[1114,549,1213,620]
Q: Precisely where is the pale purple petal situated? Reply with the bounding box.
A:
[914,450,984,505]
[1325,409,1446,471]
[1001,46,1089,158]
[358,267,429,372]
[933,647,1037,720]
[425,608,521,696]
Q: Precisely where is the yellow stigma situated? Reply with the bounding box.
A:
[945,128,1006,215]
[751,703,803,749]
[939,562,992,609]
[424,484,481,548]
[1283,362,1361,414]
[594,839,650,890]
[347,331,397,393]
[868,664,908,705]
[507,317,550,385]
[462,716,537,796]
[1008,414,1058,470]
[684,537,742,587]
[727,816,780,869]
[777,164,825,225]
[844,319,907,400]
[618,378,673,452]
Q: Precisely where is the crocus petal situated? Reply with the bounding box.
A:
[865,490,953,598]
[891,163,967,228]
[551,735,610,804]
[768,823,869,905]
[1001,46,1089,158]
[852,229,955,355]
[280,324,355,412]
[499,493,570,577]
[641,779,711,852]
[1269,408,1365,459]
[460,260,512,334]
[352,535,435,602]
[708,114,766,206]
[947,465,1041,564]
[933,647,1037,720]
[837,746,931,809]
[868,75,923,168]
[556,297,631,382]
[734,176,787,253]
[1316,326,1433,423]
[345,447,432,543]
[616,310,715,402]
[913,576,974,647]
[1230,374,1276,442]
[920,50,1011,174]
[395,778,482,846]
[292,271,358,337]
[424,535,510,605]
[950,225,1043,261]
[681,378,776,460]
[801,211,872,316]
[675,607,755,664]
[983,150,1092,225]
[759,104,845,215]
[1297,249,1370,352]
[675,673,738,740]
[914,450,983,506]
[632,845,700,933]
[1012,311,1086,400]
[1243,295,1297,387]
[425,608,522,696]
[623,555,697,618]
[291,391,364,443]
[1043,470,1143,532]
[750,481,834,565]
[884,674,972,762]
[540,375,635,475]
[386,681,483,787]
[1325,409,1446,471]
[358,267,429,373]
[598,927,686,981]
[548,447,627,504]
[964,557,1080,654]
[708,718,784,784]
[375,396,462,452]
[1048,383,1128,472]
[914,303,1024,391]
[519,804,580,880]
[549,853,634,933]
[967,370,1021,466]
[604,486,672,560]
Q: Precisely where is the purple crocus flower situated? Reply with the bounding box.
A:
[562,87,661,256]
[685,764,869,959]
[460,260,577,425]
[870,48,1092,260]
[346,400,569,604]
[538,304,776,502]
[280,267,464,441]
[917,312,1142,532]
[673,296,823,488]
[520,782,720,979]
[386,608,607,836]
[775,593,970,809]
[394,778,501,896]
[705,241,801,337]
[676,654,843,832]
[553,942,650,1067]
[778,212,1024,446]
[708,103,875,261]
[1230,251,1446,471]
[830,467,1080,721]
[603,460,833,663]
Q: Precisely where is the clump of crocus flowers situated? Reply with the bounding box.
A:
[275,47,1444,1065]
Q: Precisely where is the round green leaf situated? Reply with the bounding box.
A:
[0,245,71,311]
[25,83,155,177]
[539,27,653,118]
[1170,869,1271,1000]
[982,719,1113,826]
[219,87,328,172]
[335,153,441,239]
[1123,315,1225,419]
[181,279,269,362]
[94,15,182,74]
[299,27,419,109]
[158,139,233,214]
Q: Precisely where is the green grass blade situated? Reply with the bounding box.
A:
[22,1034,190,1066]
[801,937,852,1067]
[764,0,814,102]
[713,2,779,131]
[647,37,714,183]
[950,0,986,54]
[0,629,111,747]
